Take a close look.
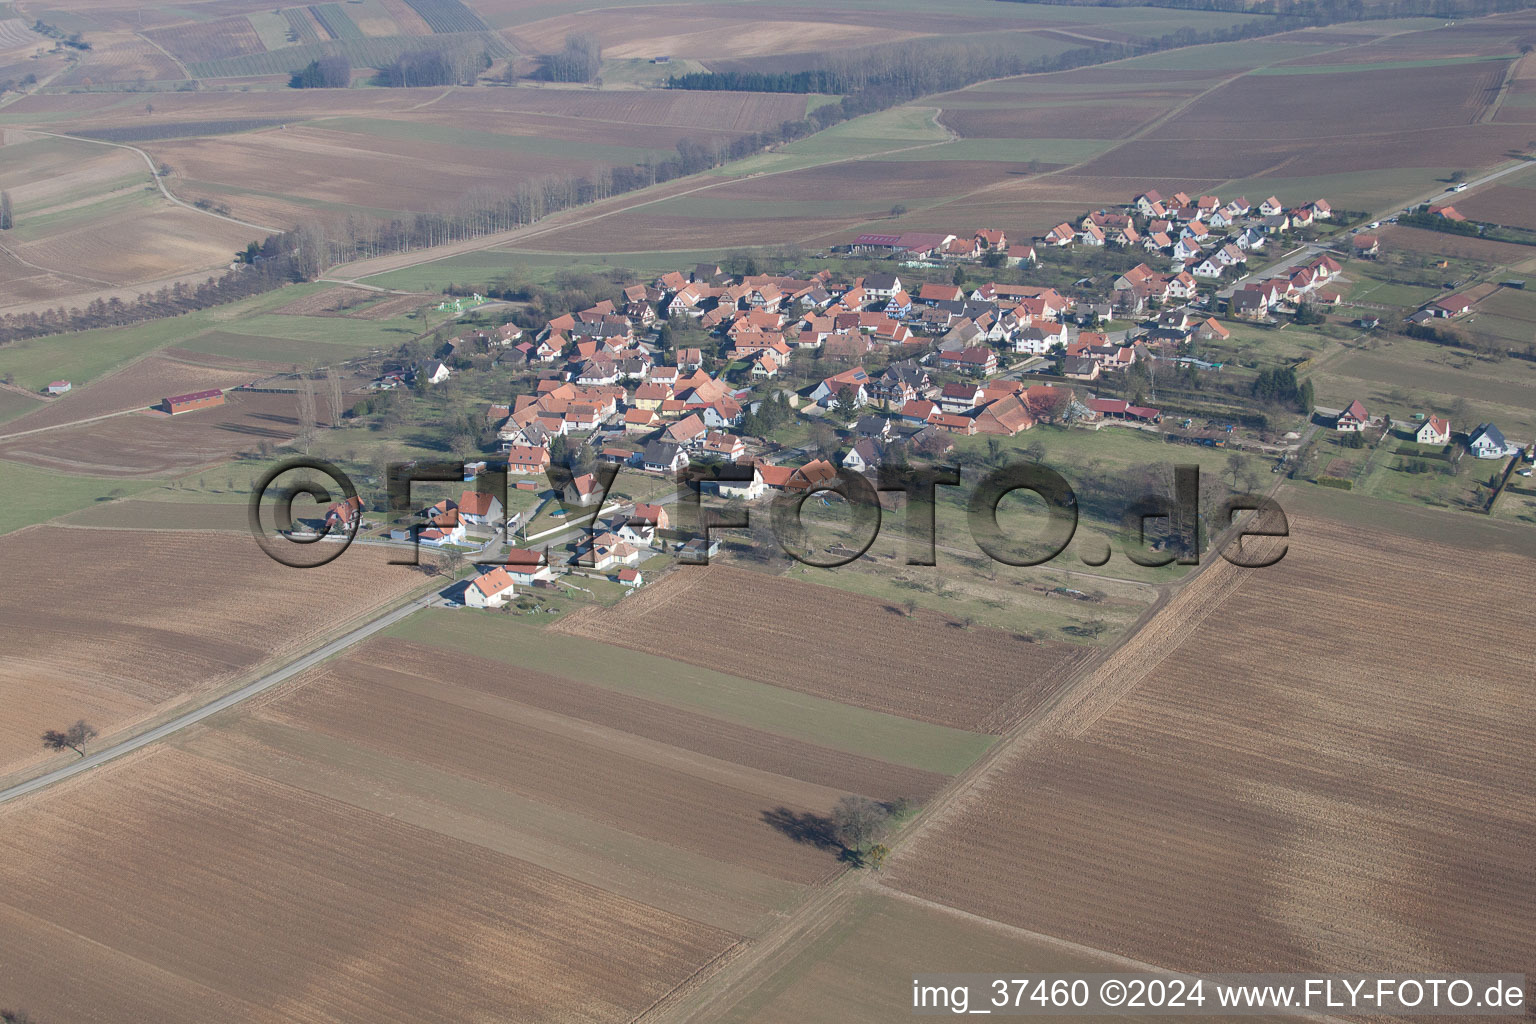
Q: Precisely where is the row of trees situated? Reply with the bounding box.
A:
[0,191,12,231]
[290,55,351,89]
[540,32,602,82]
[376,47,491,88]
[0,226,324,346]
[289,45,492,89]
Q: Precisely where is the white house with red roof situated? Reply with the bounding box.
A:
[1336,399,1370,432]
[457,489,503,527]
[1416,415,1452,445]
[465,567,516,608]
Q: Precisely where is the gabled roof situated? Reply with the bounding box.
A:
[1469,422,1507,447]
[459,490,499,516]
[470,568,516,600]
[642,439,682,465]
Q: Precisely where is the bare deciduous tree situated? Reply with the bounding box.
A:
[42,720,98,757]
[295,372,317,453]
[833,795,890,857]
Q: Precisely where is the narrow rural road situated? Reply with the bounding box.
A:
[0,404,143,441]
[0,591,440,806]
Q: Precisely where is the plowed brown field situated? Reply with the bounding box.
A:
[885,510,1536,976]
[0,749,737,1023]
[263,658,849,884]
[0,389,337,476]
[0,354,267,433]
[348,638,950,802]
[553,564,1090,732]
[0,527,423,780]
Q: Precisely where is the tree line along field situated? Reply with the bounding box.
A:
[876,504,1536,985]
[0,581,1011,1022]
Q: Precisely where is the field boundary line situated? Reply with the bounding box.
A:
[874,885,1358,1024]
[134,29,192,81]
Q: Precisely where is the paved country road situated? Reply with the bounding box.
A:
[0,592,440,807]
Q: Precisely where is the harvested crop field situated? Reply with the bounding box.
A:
[0,354,267,434]
[51,31,186,85]
[0,527,425,781]
[553,564,1091,733]
[1444,183,1536,231]
[1375,223,1536,263]
[347,635,952,802]
[145,16,267,62]
[0,748,738,1024]
[885,508,1536,975]
[54,498,252,532]
[4,200,258,295]
[261,646,850,884]
[507,8,918,58]
[937,102,1169,141]
[0,389,334,476]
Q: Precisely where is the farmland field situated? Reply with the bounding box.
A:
[0,527,427,782]
[0,388,336,477]
[1309,334,1536,439]
[0,748,739,1023]
[553,564,1091,733]
[144,17,268,62]
[0,352,272,434]
[882,508,1536,976]
[0,569,1005,1021]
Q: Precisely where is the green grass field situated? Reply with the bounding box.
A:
[713,105,952,176]
[0,459,155,536]
[0,389,45,427]
[1113,37,1339,71]
[0,316,209,392]
[0,283,424,390]
[386,609,995,774]
[597,57,708,87]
